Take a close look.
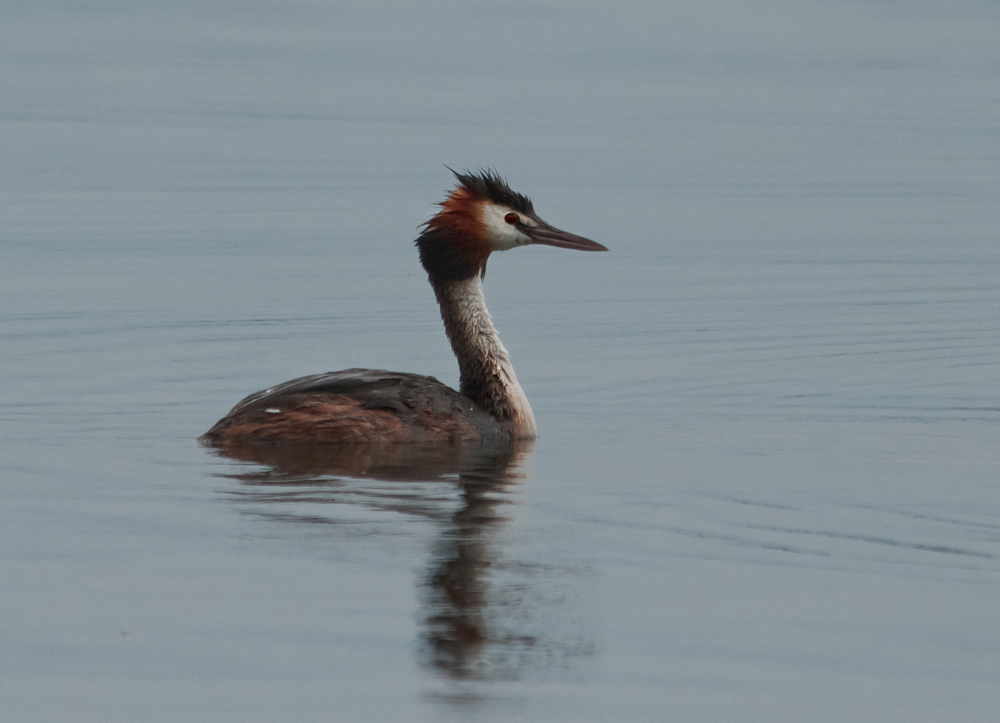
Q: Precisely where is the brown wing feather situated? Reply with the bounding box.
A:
[200,369,502,445]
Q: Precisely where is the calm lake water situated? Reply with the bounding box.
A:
[3,2,999,721]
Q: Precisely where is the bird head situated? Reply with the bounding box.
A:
[416,169,607,281]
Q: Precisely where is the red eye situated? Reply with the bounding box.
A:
[504,212,519,225]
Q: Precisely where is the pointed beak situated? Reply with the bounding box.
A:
[523,222,608,252]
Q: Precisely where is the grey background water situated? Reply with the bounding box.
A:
[2,1,999,720]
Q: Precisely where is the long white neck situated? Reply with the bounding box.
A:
[430,275,537,439]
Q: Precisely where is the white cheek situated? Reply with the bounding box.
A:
[479,204,530,251]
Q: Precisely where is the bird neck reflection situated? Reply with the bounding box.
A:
[422,456,515,679]
[212,439,591,685]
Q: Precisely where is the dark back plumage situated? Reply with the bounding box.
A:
[200,369,502,445]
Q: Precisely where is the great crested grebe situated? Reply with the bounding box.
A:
[200,169,606,446]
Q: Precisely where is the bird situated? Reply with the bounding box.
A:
[200,169,607,447]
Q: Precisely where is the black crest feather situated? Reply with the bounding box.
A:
[448,167,534,214]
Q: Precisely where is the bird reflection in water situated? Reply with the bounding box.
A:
[210,439,593,683]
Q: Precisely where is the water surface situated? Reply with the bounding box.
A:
[2,2,999,721]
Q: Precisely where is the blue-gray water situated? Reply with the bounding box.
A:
[3,2,999,720]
